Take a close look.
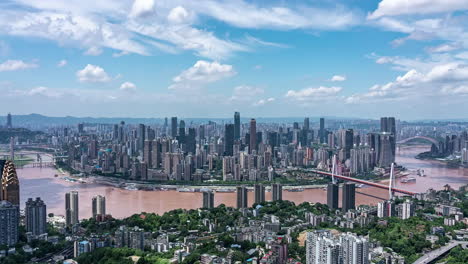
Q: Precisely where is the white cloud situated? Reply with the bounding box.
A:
[57,59,67,67]
[84,46,103,56]
[120,81,137,91]
[76,64,111,83]
[346,62,468,103]
[0,59,38,72]
[169,60,236,90]
[27,86,62,98]
[369,0,468,19]
[331,75,346,82]
[230,85,264,101]
[167,6,192,24]
[286,86,342,101]
[254,97,275,106]
[130,0,155,18]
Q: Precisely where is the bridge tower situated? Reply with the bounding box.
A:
[331,154,336,184]
[389,163,395,200]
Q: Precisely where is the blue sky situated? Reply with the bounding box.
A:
[1,0,468,120]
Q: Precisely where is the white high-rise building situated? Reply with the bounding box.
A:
[401,200,415,220]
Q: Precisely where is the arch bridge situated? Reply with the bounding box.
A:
[397,136,439,145]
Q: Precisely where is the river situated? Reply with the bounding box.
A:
[14,145,468,219]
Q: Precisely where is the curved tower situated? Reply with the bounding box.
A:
[1,161,20,206]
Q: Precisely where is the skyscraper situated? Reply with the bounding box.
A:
[254,184,265,204]
[380,117,396,163]
[25,197,47,236]
[304,117,310,131]
[92,195,106,219]
[236,186,248,209]
[137,124,146,151]
[272,183,282,201]
[342,183,356,212]
[327,183,339,210]
[319,118,325,143]
[0,201,19,246]
[202,191,214,209]
[378,133,394,167]
[224,124,234,156]
[6,113,12,129]
[143,140,153,168]
[171,117,178,138]
[65,191,79,227]
[249,119,257,153]
[234,112,240,140]
[1,161,20,206]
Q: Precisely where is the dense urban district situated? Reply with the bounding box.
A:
[0,113,468,264]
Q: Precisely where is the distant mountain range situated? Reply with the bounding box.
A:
[0,113,369,127]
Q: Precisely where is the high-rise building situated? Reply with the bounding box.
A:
[306,230,369,264]
[234,112,241,140]
[319,118,325,143]
[1,161,20,206]
[0,200,19,246]
[25,197,47,236]
[272,183,282,201]
[92,195,106,218]
[6,113,12,129]
[254,184,265,204]
[304,117,310,131]
[378,133,394,167]
[143,140,153,168]
[65,191,79,227]
[236,186,248,209]
[342,183,356,212]
[401,200,415,220]
[249,119,257,153]
[224,124,235,156]
[380,117,396,162]
[377,200,395,218]
[202,191,214,209]
[327,183,339,210]
[171,117,178,138]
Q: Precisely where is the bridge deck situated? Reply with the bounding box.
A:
[309,169,415,195]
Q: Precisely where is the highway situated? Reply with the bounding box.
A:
[413,241,468,264]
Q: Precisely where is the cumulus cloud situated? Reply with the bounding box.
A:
[76,64,111,83]
[120,81,137,92]
[130,0,155,18]
[331,75,346,82]
[253,97,275,106]
[286,86,342,101]
[369,0,468,19]
[0,59,38,72]
[169,60,236,90]
[167,6,192,24]
[346,62,468,103]
[57,60,67,67]
[84,46,103,56]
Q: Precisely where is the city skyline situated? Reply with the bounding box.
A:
[0,1,468,119]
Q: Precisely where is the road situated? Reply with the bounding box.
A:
[413,241,468,264]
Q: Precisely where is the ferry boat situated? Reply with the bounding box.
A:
[287,188,304,192]
[177,188,195,192]
[216,188,235,193]
[356,184,365,188]
[124,183,138,191]
[401,177,416,183]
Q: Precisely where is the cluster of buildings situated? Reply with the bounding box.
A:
[54,114,399,186]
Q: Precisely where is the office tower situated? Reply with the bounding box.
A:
[137,124,146,151]
[88,139,98,159]
[92,195,106,218]
[378,133,394,167]
[1,161,20,206]
[342,183,356,212]
[202,191,214,209]
[380,117,396,159]
[272,183,282,201]
[171,117,178,138]
[380,117,388,133]
[143,140,153,168]
[401,200,415,220]
[187,128,196,154]
[178,120,186,144]
[319,118,325,143]
[0,201,19,246]
[6,113,12,129]
[118,121,125,143]
[112,124,118,140]
[224,124,234,156]
[327,183,339,210]
[236,186,248,209]
[10,137,14,161]
[234,112,240,140]
[304,117,310,131]
[254,184,265,204]
[25,197,47,236]
[65,191,79,226]
[78,123,84,134]
[249,119,257,153]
